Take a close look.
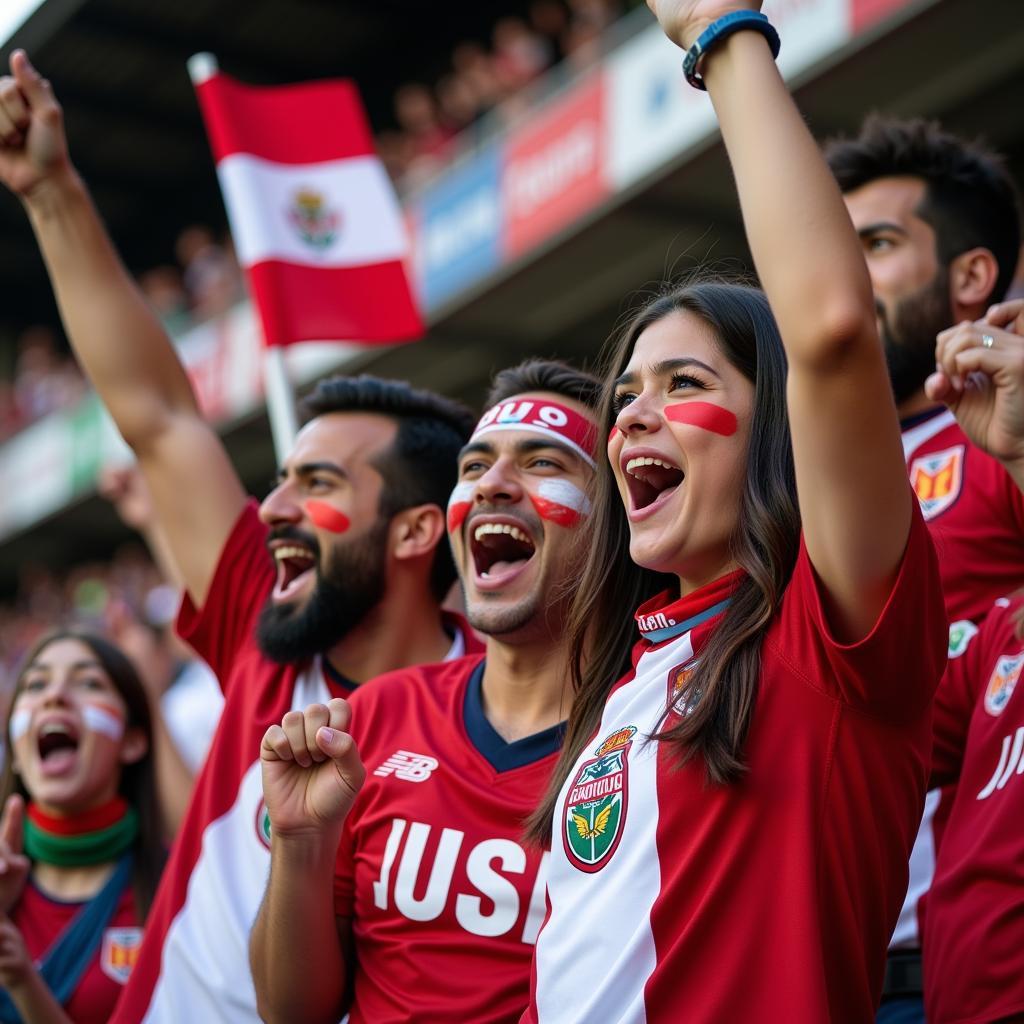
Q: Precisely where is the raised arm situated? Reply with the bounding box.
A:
[0,51,245,605]
[650,2,910,639]
[251,700,364,1023]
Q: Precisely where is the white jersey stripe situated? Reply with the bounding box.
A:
[901,409,956,461]
[534,633,694,1023]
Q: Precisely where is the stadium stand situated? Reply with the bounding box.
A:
[1,0,1023,655]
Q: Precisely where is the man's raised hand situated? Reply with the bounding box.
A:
[927,319,1024,468]
[0,50,69,199]
[260,699,365,842]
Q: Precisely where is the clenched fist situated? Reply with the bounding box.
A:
[0,50,71,200]
[260,699,365,842]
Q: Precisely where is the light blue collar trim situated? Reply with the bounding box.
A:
[639,597,732,643]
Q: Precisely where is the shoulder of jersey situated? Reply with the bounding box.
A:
[346,653,484,711]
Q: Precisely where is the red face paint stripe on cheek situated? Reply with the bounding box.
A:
[529,480,592,528]
[305,500,350,534]
[447,482,474,534]
[664,402,738,436]
[608,425,620,444]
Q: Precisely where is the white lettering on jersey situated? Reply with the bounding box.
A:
[370,818,546,943]
[372,818,407,910]
[374,750,439,782]
[456,839,525,937]
[394,823,463,921]
[977,726,1024,800]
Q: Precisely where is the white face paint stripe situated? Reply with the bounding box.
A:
[82,704,126,742]
[447,481,475,511]
[536,479,592,515]
[9,710,31,742]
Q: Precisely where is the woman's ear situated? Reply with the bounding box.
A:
[119,726,149,766]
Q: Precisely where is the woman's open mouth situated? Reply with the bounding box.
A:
[624,454,685,519]
[36,722,80,777]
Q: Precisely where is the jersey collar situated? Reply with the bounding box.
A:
[634,569,745,645]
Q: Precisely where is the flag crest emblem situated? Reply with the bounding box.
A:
[910,445,964,519]
[985,652,1024,716]
[562,726,636,873]
[288,188,340,250]
[101,927,143,984]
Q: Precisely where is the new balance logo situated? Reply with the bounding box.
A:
[374,750,439,782]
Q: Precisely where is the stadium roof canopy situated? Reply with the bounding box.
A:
[0,0,533,340]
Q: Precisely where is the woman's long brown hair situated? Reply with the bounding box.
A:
[1,630,167,918]
[527,281,800,844]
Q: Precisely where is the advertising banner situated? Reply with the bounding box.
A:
[414,145,503,311]
[504,74,608,260]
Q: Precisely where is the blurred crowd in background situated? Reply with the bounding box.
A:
[0,0,627,446]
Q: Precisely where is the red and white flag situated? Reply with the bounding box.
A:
[191,60,422,347]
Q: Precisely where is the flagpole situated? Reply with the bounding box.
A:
[187,51,299,464]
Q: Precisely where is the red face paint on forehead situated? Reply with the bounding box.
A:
[664,402,738,437]
[305,500,350,534]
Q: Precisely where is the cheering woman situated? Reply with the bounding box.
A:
[525,2,947,1022]
[0,632,164,1023]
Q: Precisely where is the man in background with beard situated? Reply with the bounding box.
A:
[827,116,1023,1023]
[0,52,479,1022]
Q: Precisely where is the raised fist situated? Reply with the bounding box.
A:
[259,699,365,842]
[0,50,70,199]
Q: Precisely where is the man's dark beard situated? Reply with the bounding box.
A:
[878,271,953,405]
[255,521,389,664]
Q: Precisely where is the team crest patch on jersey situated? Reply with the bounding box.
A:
[668,663,701,716]
[948,620,979,659]
[562,726,636,873]
[255,797,273,849]
[985,653,1024,716]
[910,445,964,519]
[100,927,143,984]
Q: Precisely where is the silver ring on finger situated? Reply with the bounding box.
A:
[982,333,995,349]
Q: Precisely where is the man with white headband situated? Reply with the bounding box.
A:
[250,359,600,1024]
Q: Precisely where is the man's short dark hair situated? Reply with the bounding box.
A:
[825,114,1021,305]
[485,358,602,411]
[301,375,475,601]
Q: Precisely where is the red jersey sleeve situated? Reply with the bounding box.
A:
[931,618,987,787]
[773,499,947,720]
[175,500,274,694]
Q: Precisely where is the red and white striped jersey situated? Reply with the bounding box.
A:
[526,506,946,1024]
[111,502,476,1024]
